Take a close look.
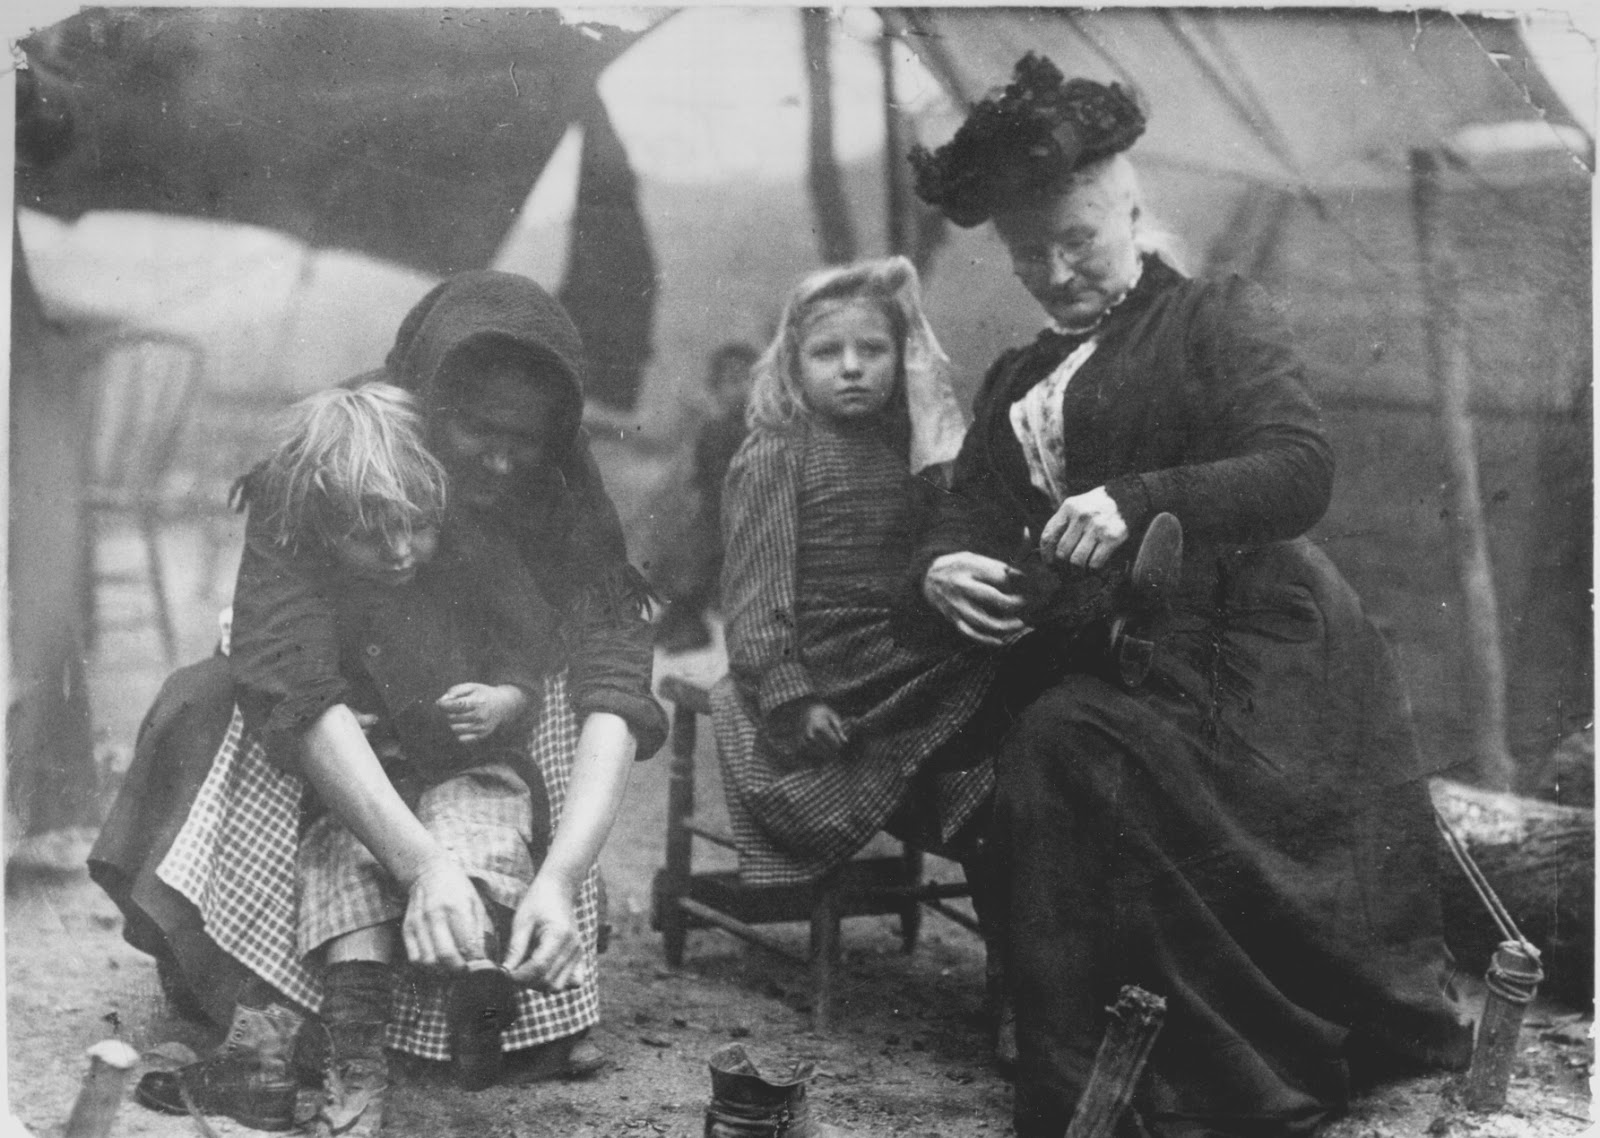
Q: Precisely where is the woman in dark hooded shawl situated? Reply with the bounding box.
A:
[93,272,665,1131]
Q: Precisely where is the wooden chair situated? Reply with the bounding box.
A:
[81,330,209,663]
[650,675,980,1032]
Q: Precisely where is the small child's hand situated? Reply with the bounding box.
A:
[767,699,849,768]
[802,703,849,754]
[437,683,528,744]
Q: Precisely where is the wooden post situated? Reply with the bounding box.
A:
[1410,147,1515,791]
[802,8,858,265]
[63,1040,140,1138]
[878,23,908,257]
[654,681,704,968]
[809,882,843,1034]
[1063,985,1167,1138]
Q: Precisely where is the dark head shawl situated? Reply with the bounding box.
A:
[385,269,651,614]
[909,53,1146,228]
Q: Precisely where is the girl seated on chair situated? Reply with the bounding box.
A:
[711,257,1009,1050]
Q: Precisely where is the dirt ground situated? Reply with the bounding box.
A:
[6,522,1594,1137]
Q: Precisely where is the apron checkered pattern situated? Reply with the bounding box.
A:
[297,761,542,954]
[158,671,600,1058]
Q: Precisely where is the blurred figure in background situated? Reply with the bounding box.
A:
[652,341,761,653]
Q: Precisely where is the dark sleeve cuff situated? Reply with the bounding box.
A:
[756,661,815,719]
[575,687,669,761]
[1104,475,1154,535]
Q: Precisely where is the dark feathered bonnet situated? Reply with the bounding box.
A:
[909,53,1146,228]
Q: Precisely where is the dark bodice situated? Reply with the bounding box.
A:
[915,256,1334,588]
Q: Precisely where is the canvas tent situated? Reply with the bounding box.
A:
[11,6,665,841]
[588,7,1590,780]
[8,7,1592,844]
[883,8,1592,782]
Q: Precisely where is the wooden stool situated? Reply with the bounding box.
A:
[650,676,979,1032]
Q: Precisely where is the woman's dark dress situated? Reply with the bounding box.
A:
[913,256,1472,1137]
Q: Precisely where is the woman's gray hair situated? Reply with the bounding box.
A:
[1063,153,1188,273]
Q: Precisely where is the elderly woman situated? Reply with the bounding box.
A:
[93,271,666,1135]
[907,56,1471,1138]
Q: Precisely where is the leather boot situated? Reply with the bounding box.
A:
[135,1001,303,1130]
[1108,511,1183,688]
[313,961,392,1138]
[705,1043,841,1137]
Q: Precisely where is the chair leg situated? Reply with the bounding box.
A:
[658,699,699,969]
[140,513,178,664]
[899,846,924,954]
[809,885,842,1034]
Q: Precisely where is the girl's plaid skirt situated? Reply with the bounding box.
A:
[157,671,600,1059]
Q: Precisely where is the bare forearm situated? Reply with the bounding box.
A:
[534,711,635,894]
[299,703,445,888]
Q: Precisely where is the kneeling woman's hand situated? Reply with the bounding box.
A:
[504,874,587,992]
[403,855,493,972]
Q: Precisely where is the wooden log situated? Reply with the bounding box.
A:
[1063,985,1167,1138]
[1429,778,1593,1000]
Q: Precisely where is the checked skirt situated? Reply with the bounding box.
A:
[157,671,600,1059]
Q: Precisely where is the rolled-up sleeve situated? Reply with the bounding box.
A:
[721,432,815,717]
[563,565,668,759]
[229,510,346,772]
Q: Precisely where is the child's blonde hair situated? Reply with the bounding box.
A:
[749,256,940,434]
[254,383,448,553]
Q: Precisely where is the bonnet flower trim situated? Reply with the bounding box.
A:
[909,53,1147,228]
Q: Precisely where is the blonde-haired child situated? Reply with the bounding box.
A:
[242,383,552,1108]
[713,253,1001,902]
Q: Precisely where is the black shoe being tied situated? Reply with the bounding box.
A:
[1108,511,1183,689]
[446,961,519,1091]
[135,1002,303,1131]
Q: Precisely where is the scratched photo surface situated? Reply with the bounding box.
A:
[6,6,1594,1137]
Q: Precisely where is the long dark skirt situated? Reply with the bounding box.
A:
[996,538,1472,1138]
[88,655,255,1026]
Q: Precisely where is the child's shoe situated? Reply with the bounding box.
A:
[134,1001,303,1129]
[705,1043,841,1137]
[446,960,518,1091]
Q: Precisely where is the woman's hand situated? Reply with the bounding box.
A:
[922,552,1028,646]
[1039,486,1128,569]
[503,874,587,993]
[438,683,528,743]
[402,855,491,972]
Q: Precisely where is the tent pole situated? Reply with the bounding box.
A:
[802,8,858,265]
[878,20,908,256]
[1409,147,1514,792]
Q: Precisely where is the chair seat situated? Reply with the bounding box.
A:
[651,676,981,1031]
